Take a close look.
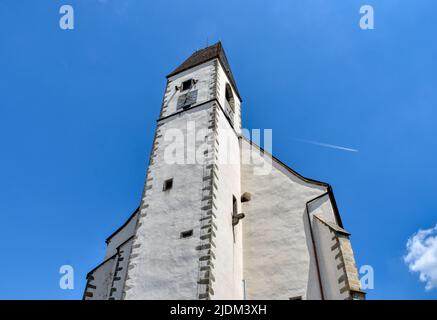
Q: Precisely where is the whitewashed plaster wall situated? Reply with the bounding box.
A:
[163,61,216,118]
[85,214,137,300]
[124,56,245,300]
[84,257,115,300]
[210,106,243,299]
[124,103,215,299]
[240,138,327,300]
[307,194,339,226]
[105,211,139,259]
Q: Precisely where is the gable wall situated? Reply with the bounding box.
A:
[241,138,327,299]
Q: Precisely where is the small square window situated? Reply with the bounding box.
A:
[163,178,173,191]
[181,79,193,91]
[180,230,193,238]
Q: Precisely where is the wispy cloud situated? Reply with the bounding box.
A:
[404,224,437,291]
[294,138,359,153]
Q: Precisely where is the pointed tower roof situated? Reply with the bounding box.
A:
[167,42,241,100]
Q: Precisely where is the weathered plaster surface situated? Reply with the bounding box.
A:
[241,139,327,300]
[84,233,135,300]
[210,106,243,299]
[163,61,216,118]
[124,105,212,299]
[85,257,115,300]
[105,211,139,259]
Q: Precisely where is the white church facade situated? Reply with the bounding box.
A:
[83,42,365,300]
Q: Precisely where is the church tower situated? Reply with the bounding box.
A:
[83,42,365,300]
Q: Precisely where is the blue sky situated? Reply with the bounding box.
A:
[0,0,436,299]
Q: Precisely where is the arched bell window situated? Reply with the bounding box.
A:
[225,84,235,112]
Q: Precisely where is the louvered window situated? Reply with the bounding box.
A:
[177,90,198,109]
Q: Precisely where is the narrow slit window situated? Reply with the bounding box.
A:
[180,230,193,238]
[163,178,173,191]
[232,195,238,243]
[233,195,238,216]
[225,84,235,112]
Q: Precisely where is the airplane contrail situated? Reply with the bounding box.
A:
[294,138,359,153]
